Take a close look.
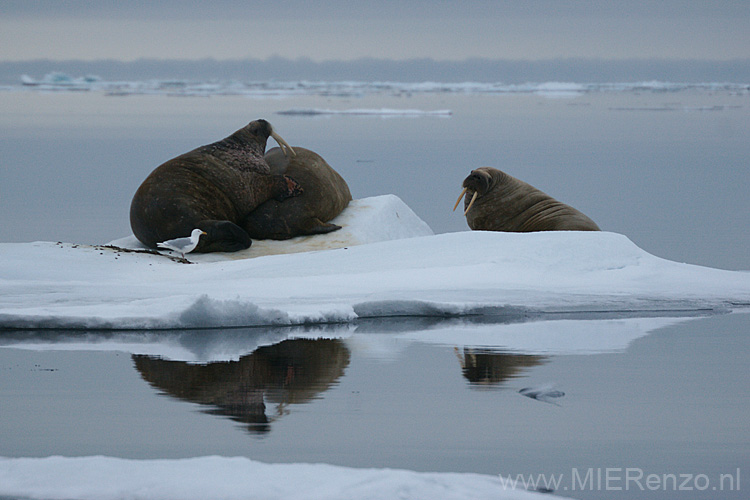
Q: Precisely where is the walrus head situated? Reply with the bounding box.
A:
[453,167,495,215]
[245,119,296,158]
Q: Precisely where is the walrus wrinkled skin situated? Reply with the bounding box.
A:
[130,119,302,253]
[454,167,600,232]
[243,146,352,240]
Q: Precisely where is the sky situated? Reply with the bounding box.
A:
[1,1,749,62]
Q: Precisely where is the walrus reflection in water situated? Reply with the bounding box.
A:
[454,167,600,232]
[455,347,545,386]
[132,339,349,434]
[130,119,303,253]
[243,146,352,240]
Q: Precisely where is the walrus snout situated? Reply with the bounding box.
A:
[463,169,492,193]
[246,119,296,158]
[453,169,491,214]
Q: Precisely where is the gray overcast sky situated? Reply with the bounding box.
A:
[1,1,749,62]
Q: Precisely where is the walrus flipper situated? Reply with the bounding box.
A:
[300,218,343,236]
[194,220,252,253]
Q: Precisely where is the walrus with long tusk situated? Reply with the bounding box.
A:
[130,119,303,253]
[454,167,600,232]
[243,146,352,240]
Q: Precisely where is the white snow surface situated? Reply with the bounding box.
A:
[0,195,748,331]
[0,456,557,500]
[109,194,434,261]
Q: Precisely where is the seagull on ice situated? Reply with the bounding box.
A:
[157,229,206,258]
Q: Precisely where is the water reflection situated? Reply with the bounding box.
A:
[0,311,707,361]
[0,307,746,499]
[131,337,550,433]
[132,338,349,434]
[454,347,545,387]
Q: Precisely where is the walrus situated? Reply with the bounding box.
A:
[454,167,600,232]
[242,146,352,240]
[130,119,303,253]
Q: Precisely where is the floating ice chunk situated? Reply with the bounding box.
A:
[519,385,566,405]
[276,108,452,117]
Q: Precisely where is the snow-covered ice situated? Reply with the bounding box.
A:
[0,456,559,500]
[109,194,434,261]
[0,195,748,331]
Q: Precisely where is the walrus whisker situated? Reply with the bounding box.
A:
[464,191,478,215]
[271,130,296,157]
[453,187,467,211]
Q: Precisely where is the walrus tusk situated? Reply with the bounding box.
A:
[271,130,296,157]
[464,191,478,215]
[453,187,467,212]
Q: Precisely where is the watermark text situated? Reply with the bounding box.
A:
[498,467,741,493]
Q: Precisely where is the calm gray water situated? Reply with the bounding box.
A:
[0,89,748,499]
[0,89,748,270]
[0,313,748,500]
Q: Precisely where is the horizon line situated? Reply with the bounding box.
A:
[3,55,750,64]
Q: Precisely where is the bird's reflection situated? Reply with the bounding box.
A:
[455,347,546,386]
[133,338,350,434]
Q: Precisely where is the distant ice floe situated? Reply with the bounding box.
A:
[276,108,452,117]
[13,73,750,98]
[19,71,103,91]
[609,104,742,112]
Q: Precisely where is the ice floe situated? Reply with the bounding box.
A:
[12,73,750,98]
[0,195,748,331]
[276,108,452,116]
[0,455,562,500]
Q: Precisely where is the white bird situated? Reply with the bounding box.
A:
[157,229,207,258]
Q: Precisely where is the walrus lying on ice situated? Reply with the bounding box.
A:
[454,167,600,232]
[243,146,352,240]
[130,119,302,253]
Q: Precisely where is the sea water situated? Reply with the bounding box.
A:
[0,84,748,499]
[0,313,747,500]
[0,86,748,270]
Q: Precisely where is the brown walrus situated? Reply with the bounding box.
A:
[130,119,303,253]
[242,146,352,240]
[454,167,600,232]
